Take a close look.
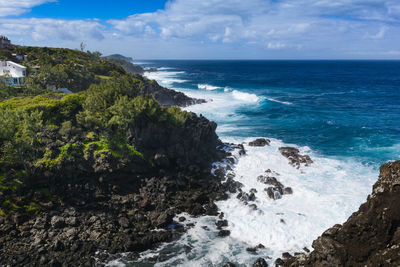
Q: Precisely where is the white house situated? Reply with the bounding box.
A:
[0,61,27,86]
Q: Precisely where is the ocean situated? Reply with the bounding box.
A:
[108,60,400,266]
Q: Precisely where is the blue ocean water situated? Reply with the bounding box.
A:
[108,60,400,266]
[143,60,400,167]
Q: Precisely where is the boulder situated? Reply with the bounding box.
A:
[249,138,270,147]
[51,216,65,229]
[218,230,231,237]
[279,147,313,168]
[253,257,268,267]
[215,220,228,229]
[283,160,400,266]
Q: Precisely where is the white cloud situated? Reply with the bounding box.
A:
[267,42,286,49]
[1,0,400,59]
[0,0,55,17]
[0,18,104,41]
[364,26,387,39]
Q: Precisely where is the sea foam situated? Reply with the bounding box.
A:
[198,84,222,90]
[267,97,293,105]
[232,90,260,103]
[110,138,376,266]
[127,66,379,266]
[144,70,187,86]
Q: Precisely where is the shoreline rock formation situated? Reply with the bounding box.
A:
[0,111,228,266]
[283,160,400,266]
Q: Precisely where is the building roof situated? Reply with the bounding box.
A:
[4,61,26,69]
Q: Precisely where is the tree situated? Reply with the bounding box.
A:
[80,42,86,52]
[0,109,43,175]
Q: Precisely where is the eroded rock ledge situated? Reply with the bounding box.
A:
[283,160,400,267]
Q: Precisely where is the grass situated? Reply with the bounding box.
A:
[84,138,143,159]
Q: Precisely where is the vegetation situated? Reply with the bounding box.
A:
[0,46,191,216]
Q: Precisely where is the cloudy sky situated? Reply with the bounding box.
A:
[1,0,399,59]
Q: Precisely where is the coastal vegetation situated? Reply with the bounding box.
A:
[0,46,191,217]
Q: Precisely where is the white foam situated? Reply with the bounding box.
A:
[144,70,187,87]
[198,84,222,90]
[267,97,293,105]
[133,65,378,266]
[119,138,377,266]
[232,90,260,103]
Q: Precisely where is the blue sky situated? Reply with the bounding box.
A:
[0,0,399,59]
[18,0,167,20]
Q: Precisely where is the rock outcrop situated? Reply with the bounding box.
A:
[249,138,270,147]
[139,78,205,108]
[279,147,313,169]
[284,160,400,266]
[257,170,293,200]
[0,110,225,266]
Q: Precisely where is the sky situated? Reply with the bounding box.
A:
[0,0,399,59]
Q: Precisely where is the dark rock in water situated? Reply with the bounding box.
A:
[218,230,231,237]
[303,247,310,253]
[283,160,400,266]
[246,247,257,253]
[178,216,186,222]
[204,201,219,216]
[223,263,236,267]
[249,138,270,147]
[253,257,269,267]
[257,243,265,249]
[265,187,282,200]
[248,204,258,210]
[283,187,293,195]
[279,147,313,169]
[231,143,246,155]
[223,177,243,194]
[215,220,228,229]
[258,175,284,188]
[190,204,206,216]
[275,258,285,266]
[282,252,293,259]
[258,171,293,200]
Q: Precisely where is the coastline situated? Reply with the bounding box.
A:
[0,55,397,266]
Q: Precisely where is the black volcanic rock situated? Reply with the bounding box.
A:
[218,229,231,237]
[249,138,270,147]
[284,160,400,266]
[279,147,313,168]
[253,257,269,267]
[138,78,205,107]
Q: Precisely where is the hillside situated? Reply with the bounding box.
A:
[104,54,146,74]
[0,46,222,266]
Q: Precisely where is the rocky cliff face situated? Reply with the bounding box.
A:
[0,108,225,266]
[139,79,206,107]
[284,160,400,267]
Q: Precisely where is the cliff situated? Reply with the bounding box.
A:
[284,160,400,266]
[0,47,221,266]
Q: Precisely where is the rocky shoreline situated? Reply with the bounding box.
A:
[1,79,398,267]
[281,160,400,267]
